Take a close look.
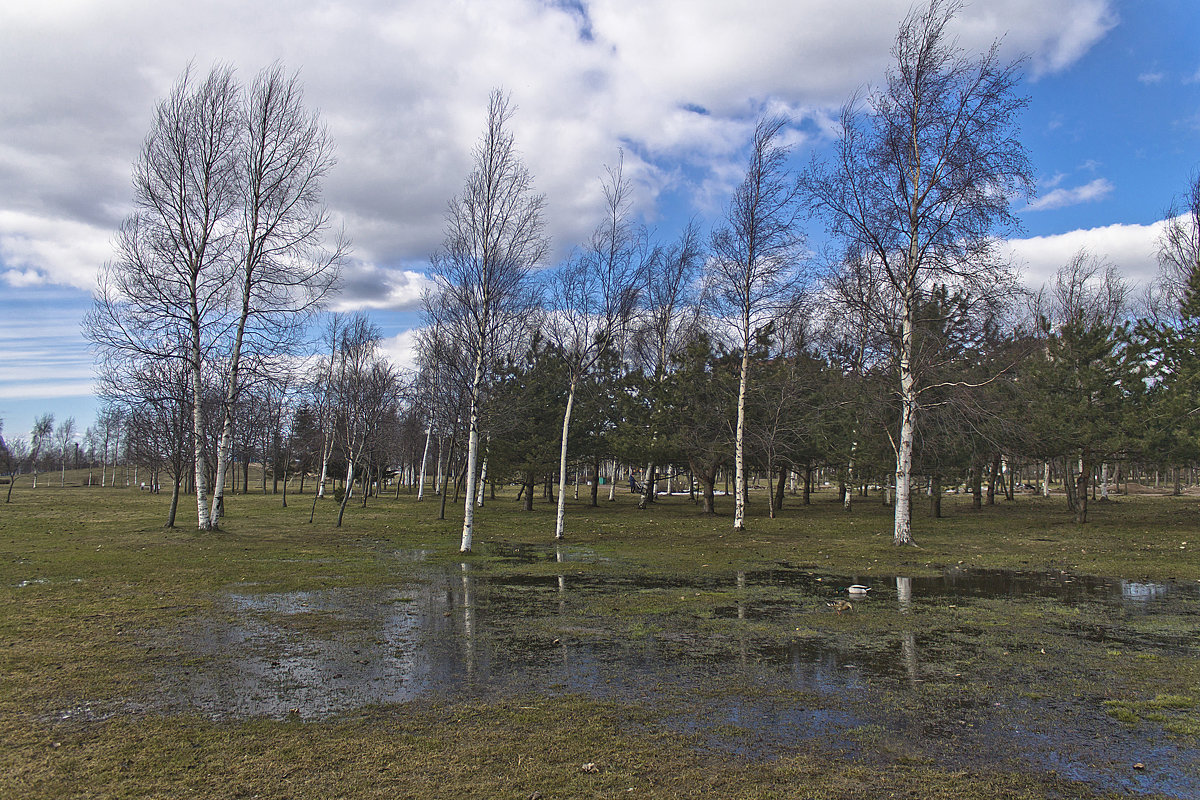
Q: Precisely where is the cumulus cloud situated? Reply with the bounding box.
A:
[331,262,434,312]
[0,211,112,290]
[954,0,1117,78]
[1026,178,1114,211]
[379,328,422,376]
[1004,219,1164,290]
[0,0,1116,291]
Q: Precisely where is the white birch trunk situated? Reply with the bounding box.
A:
[1043,461,1051,497]
[417,426,432,500]
[733,342,750,530]
[316,434,331,498]
[844,438,857,512]
[189,292,212,529]
[476,434,489,508]
[460,351,484,553]
[110,429,120,487]
[192,381,211,530]
[210,345,242,523]
[435,435,445,496]
[1100,462,1109,499]
[893,296,916,545]
[608,460,616,501]
[335,459,355,526]
[211,409,233,520]
[554,381,577,540]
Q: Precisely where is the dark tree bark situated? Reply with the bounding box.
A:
[987,453,1001,506]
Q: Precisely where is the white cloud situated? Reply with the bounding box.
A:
[0,380,97,401]
[331,263,434,312]
[0,0,1116,291]
[1,269,46,288]
[1004,220,1164,290]
[1026,178,1114,211]
[1138,71,1165,85]
[379,328,422,376]
[0,211,112,290]
[958,0,1116,78]
[1039,172,1067,190]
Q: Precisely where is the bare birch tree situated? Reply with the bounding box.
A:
[54,417,77,487]
[6,438,29,503]
[209,63,344,526]
[87,65,241,529]
[547,154,640,540]
[630,222,704,509]
[329,315,399,527]
[433,89,548,553]
[29,414,54,490]
[708,115,805,531]
[802,0,1033,544]
[1149,172,1200,321]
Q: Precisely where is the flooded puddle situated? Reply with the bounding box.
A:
[150,551,1200,797]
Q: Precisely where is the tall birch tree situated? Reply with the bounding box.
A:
[802,0,1033,544]
[630,222,704,509]
[708,115,805,531]
[210,64,343,525]
[547,155,640,540]
[433,89,548,553]
[87,65,241,529]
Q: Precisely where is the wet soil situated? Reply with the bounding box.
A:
[148,544,1200,798]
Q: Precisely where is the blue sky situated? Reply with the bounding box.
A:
[0,0,1197,446]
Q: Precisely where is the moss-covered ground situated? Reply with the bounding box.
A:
[2,475,1198,798]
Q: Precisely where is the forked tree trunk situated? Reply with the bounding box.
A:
[522,474,535,512]
[697,470,716,514]
[987,453,1000,505]
[638,462,654,509]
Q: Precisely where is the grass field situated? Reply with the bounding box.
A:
[2,474,1198,798]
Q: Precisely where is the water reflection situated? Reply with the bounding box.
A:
[461,563,476,680]
[896,576,913,614]
[153,563,1200,798]
[1122,581,1168,603]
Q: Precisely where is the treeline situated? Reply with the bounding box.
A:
[10,227,1199,536]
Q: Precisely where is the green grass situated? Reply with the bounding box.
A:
[2,477,1198,799]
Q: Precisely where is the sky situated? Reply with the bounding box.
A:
[1,0,1197,445]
